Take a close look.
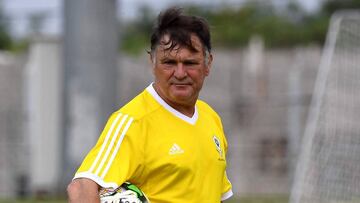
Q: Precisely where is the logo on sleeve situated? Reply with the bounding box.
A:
[213,135,223,158]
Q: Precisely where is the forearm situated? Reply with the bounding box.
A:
[67,178,100,203]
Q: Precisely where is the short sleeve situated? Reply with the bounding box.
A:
[221,131,233,201]
[73,112,144,189]
[221,171,233,201]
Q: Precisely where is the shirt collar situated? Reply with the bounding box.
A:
[146,83,198,125]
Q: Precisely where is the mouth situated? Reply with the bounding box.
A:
[171,80,191,85]
[172,83,191,87]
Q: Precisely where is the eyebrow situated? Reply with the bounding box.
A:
[159,56,202,63]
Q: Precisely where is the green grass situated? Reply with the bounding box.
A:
[0,195,289,203]
[0,199,66,203]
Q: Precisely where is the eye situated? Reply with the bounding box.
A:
[162,60,176,65]
[184,61,199,66]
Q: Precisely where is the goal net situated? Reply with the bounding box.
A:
[290,11,360,203]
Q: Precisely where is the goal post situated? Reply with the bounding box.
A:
[290,10,360,203]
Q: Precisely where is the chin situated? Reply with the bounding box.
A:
[172,94,191,101]
[171,89,192,97]
[170,93,196,104]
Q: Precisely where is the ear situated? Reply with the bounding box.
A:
[205,53,213,76]
[149,53,156,73]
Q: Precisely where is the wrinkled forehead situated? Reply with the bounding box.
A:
[156,34,205,53]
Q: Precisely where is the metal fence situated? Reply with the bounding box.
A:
[0,38,321,198]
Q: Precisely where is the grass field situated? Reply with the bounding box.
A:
[0,195,289,203]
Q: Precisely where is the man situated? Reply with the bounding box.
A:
[67,7,233,202]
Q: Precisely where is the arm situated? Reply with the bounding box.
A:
[67,178,100,203]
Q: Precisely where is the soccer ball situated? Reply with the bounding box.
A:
[99,182,149,203]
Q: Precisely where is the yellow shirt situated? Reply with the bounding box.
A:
[74,84,233,202]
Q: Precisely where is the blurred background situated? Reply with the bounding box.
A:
[0,0,359,202]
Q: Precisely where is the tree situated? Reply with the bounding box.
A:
[0,3,12,50]
[322,0,360,15]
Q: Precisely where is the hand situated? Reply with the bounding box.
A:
[118,190,142,203]
[100,189,142,203]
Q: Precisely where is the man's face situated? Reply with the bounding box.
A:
[151,34,212,108]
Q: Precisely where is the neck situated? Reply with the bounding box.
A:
[153,84,196,117]
[171,104,195,117]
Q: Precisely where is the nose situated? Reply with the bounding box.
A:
[174,63,187,79]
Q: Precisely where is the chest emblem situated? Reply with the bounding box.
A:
[213,135,223,158]
[169,143,184,155]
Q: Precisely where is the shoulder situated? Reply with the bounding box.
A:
[115,88,161,122]
[196,99,223,126]
[101,89,161,141]
[197,100,221,119]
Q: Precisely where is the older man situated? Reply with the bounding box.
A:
[67,7,233,203]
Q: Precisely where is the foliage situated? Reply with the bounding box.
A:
[118,0,360,54]
[10,38,30,53]
[119,2,330,55]
[0,27,12,50]
[322,0,360,15]
[0,8,13,50]
[120,6,154,55]
[0,199,66,203]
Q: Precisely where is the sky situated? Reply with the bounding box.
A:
[2,0,322,38]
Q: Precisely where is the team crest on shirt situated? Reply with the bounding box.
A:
[213,135,223,158]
